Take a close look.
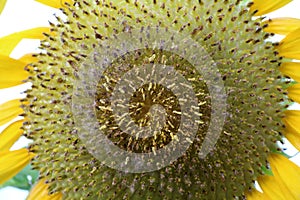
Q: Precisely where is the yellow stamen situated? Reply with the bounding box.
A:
[0,120,23,151]
[250,0,292,16]
[0,149,34,185]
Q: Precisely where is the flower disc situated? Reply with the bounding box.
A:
[23,0,287,199]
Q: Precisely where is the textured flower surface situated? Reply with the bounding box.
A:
[0,0,300,199]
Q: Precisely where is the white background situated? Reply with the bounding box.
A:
[0,0,300,199]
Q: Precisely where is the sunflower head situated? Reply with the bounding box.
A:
[1,0,300,199]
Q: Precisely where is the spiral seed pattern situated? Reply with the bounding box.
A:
[23,0,288,199]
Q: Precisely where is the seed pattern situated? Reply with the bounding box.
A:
[94,50,209,154]
[23,0,288,199]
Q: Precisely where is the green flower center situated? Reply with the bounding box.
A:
[23,0,288,199]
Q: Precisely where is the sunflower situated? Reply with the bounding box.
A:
[1,0,300,199]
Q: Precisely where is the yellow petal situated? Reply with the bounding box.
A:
[283,110,300,151]
[0,149,34,185]
[258,154,300,200]
[269,154,300,199]
[245,189,269,200]
[250,0,292,16]
[19,54,38,63]
[257,175,286,200]
[0,99,23,126]
[0,27,50,56]
[280,62,300,82]
[288,84,300,103]
[0,120,23,151]
[285,127,300,152]
[27,178,63,200]
[277,28,300,60]
[35,0,72,8]
[0,55,29,89]
[264,18,300,35]
[0,0,7,15]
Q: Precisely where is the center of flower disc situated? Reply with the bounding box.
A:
[71,27,225,173]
